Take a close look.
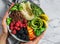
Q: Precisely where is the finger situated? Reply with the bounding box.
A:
[0,32,9,44]
[20,41,33,44]
[33,31,46,44]
[20,43,24,44]
[20,42,26,44]
[0,33,8,40]
[2,3,14,34]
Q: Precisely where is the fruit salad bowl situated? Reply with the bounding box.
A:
[6,1,49,42]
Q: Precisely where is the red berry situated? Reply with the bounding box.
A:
[17,27,20,31]
[23,19,27,23]
[14,26,18,30]
[17,20,21,24]
[16,22,20,27]
[10,22,14,27]
[23,24,26,28]
[10,26,14,30]
[25,24,27,26]
[20,23,23,28]
[12,30,16,34]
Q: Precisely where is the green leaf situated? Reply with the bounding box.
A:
[31,3,44,16]
[40,28,46,32]
[19,4,23,11]
[35,30,41,36]
[6,18,12,25]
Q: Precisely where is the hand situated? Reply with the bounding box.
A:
[0,3,45,44]
[21,32,45,44]
[0,3,14,44]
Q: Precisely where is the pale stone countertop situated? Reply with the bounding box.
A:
[0,0,60,44]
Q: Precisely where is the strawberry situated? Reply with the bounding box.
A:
[12,30,16,34]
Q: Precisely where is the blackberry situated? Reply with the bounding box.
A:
[15,27,30,41]
[23,28,29,35]
[21,34,26,40]
[25,35,30,41]
[16,33,21,39]
[21,34,29,41]
[18,28,24,34]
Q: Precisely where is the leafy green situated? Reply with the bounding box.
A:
[6,18,12,25]
[31,17,43,29]
[31,3,44,16]
[35,29,41,36]
[19,4,23,11]
[28,17,46,36]
[10,3,23,11]
[10,6,18,11]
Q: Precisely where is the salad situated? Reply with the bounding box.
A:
[6,1,49,41]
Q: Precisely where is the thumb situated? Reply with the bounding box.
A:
[0,33,8,44]
[2,3,14,34]
[0,32,8,40]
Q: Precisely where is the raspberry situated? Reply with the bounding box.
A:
[24,19,27,23]
[16,22,20,27]
[22,19,27,24]
[20,23,23,28]
[14,26,18,30]
[17,20,21,24]
[10,26,14,30]
[23,24,26,28]
[17,27,20,31]
[23,24,27,28]
[12,30,16,34]
[10,22,14,27]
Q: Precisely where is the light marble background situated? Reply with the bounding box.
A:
[0,0,60,44]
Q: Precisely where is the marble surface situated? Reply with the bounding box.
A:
[0,0,60,44]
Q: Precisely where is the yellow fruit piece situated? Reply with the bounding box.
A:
[39,14,49,21]
[42,20,48,28]
[29,30,33,33]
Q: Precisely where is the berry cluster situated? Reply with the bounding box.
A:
[16,28,29,41]
[10,19,27,34]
